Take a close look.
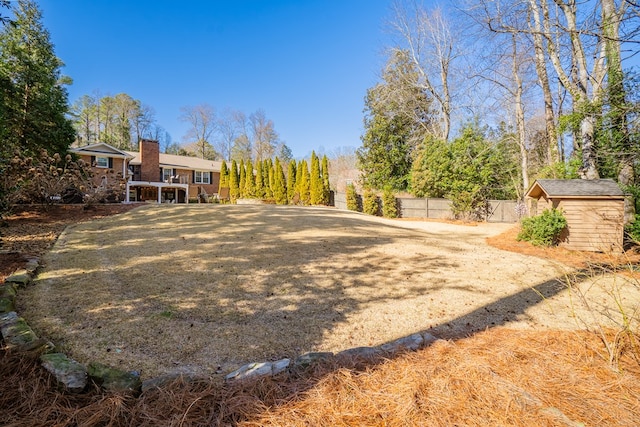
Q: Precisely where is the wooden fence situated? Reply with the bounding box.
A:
[333,192,519,223]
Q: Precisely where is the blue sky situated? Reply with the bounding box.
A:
[37,0,395,158]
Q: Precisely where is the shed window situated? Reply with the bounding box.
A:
[194,171,210,184]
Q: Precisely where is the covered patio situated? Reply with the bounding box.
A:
[125,181,189,203]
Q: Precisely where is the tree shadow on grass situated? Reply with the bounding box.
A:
[7,204,602,426]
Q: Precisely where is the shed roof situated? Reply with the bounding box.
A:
[526,179,624,200]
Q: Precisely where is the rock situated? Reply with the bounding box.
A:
[271,358,291,375]
[0,311,18,327]
[337,346,382,359]
[294,352,334,368]
[24,258,39,274]
[225,358,291,381]
[5,270,30,287]
[0,283,17,299]
[0,297,15,314]
[380,333,424,353]
[421,332,438,346]
[0,312,39,349]
[40,353,87,393]
[88,362,142,394]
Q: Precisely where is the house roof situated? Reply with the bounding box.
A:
[70,143,134,159]
[526,179,625,199]
[126,151,222,172]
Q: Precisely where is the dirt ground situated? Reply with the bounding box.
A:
[4,204,637,381]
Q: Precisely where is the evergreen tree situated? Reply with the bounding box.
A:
[382,186,398,218]
[363,188,380,216]
[356,50,432,191]
[244,159,256,198]
[229,159,240,202]
[287,159,297,202]
[238,159,246,198]
[255,160,265,199]
[219,160,229,191]
[263,159,273,198]
[295,160,304,199]
[299,160,311,205]
[321,155,330,205]
[0,0,75,158]
[273,157,287,204]
[310,151,323,205]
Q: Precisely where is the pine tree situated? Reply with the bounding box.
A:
[286,160,297,202]
[244,159,256,198]
[0,0,75,158]
[238,159,246,198]
[273,157,287,204]
[229,159,240,202]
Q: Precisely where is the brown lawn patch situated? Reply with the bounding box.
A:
[2,205,640,425]
[16,204,578,379]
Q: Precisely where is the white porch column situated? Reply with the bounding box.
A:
[125,181,130,203]
[174,188,178,203]
[157,185,162,203]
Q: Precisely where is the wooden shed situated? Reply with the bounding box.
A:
[525,179,625,252]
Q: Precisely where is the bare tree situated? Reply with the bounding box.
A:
[217,108,246,161]
[250,109,278,161]
[390,1,460,141]
[179,103,217,159]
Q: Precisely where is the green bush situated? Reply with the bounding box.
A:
[346,183,360,212]
[517,208,568,247]
[626,214,640,243]
[382,187,398,218]
[362,189,380,216]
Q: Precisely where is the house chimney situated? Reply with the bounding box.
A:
[140,139,160,182]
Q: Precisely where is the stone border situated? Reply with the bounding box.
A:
[1,261,442,394]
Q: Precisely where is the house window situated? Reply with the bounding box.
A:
[95,156,109,168]
[194,171,210,184]
[163,168,173,182]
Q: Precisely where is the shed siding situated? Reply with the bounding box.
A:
[557,199,624,252]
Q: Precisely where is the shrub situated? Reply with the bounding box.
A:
[517,208,568,247]
[362,189,379,216]
[625,214,640,243]
[346,183,360,212]
[382,187,398,218]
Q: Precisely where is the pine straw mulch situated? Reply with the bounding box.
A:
[1,206,640,426]
[1,328,639,426]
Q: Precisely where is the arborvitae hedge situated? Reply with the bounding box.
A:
[321,155,330,205]
[310,152,323,205]
[363,188,380,216]
[255,162,265,199]
[219,160,229,192]
[346,183,360,212]
[287,160,297,202]
[229,160,239,202]
[238,159,246,198]
[382,186,398,218]
[273,157,287,204]
[244,159,256,198]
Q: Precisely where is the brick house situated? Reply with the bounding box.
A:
[71,139,221,203]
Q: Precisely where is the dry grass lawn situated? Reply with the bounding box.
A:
[17,204,640,381]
